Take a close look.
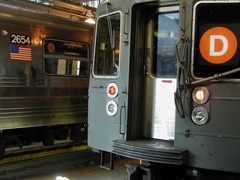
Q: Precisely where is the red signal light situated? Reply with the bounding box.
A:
[109,86,116,95]
[107,83,118,98]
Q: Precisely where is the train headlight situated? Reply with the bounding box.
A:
[106,101,118,116]
[192,86,209,104]
[191,107,209,125]
[107,83,118,98]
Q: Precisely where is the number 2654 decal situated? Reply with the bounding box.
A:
[11,34,31,45]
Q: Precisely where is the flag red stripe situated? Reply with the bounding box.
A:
[10,46,32,61]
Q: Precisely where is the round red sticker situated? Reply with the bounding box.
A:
[47,42,55,53]
[199,27,237,64]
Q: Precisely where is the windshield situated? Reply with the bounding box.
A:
[93,12,121,77]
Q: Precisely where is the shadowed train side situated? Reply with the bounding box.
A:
[88,0,240,178]
[0,3,93,158]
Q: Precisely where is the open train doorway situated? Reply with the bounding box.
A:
[142,10,179,140]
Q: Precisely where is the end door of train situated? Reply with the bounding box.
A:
[88,0,181,164]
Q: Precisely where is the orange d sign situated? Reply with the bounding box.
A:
[199,27,237,64]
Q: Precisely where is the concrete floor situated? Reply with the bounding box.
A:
[13,157,139,180]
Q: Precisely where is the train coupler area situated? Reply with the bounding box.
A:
[125,163,187,180]
[125,164,152,180]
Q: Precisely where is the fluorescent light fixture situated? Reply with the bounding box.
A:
[85,10,95,24]
[56,176,69,180]
[85,18,95,24]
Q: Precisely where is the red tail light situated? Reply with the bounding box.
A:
[107,83,118,98]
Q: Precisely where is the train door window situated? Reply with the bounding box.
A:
[142,10,179,140]
[44,39,89,76]
[152,12,178,78]
[93,12,121,78]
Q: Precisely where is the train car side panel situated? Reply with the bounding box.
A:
[0,3,93,153]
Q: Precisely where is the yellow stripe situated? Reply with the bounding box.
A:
[0,143,90,166]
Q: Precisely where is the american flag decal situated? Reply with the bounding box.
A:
[10,46,32,61]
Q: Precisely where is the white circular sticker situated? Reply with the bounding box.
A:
[106,101,118,116]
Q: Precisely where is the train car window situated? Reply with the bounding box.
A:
[44,39,89,76]
[93,12,121,77]
[152,12,179,78]
[193,3,240,78]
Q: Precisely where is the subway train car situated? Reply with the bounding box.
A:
[0,3,93,158]
[88,0,240,178]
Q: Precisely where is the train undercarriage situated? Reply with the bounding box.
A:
[0,123,87,161]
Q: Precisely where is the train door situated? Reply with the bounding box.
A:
[88,9,127,152]
[142,9,179,140]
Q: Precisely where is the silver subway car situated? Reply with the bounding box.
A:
[88,0,240,178]
[0,3,93,158]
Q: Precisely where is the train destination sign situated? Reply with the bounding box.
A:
[193,2,240,78]
[45,40,88,58]
[199,26,237,64]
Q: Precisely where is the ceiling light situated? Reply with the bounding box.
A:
[85,10,95,24]
[85,17,95,24]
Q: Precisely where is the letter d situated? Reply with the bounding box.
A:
[210,35,228,56]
